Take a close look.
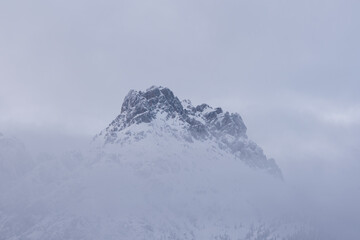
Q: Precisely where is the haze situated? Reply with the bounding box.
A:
[1,0,360,239]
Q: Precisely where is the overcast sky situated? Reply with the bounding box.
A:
[1,0,359,173]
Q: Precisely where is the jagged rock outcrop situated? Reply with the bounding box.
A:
[95,86,282,178]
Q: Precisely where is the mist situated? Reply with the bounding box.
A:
[1,0,360,239]
[1,97,359,239]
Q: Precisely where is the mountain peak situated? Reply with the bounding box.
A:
[95,86,282,178]
[120,86,183,123]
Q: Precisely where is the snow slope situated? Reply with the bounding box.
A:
[0,87,319,239]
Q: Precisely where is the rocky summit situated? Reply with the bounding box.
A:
[95,86,282,178]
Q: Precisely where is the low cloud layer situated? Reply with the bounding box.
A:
[1,0,359,239]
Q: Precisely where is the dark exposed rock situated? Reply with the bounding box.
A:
[185,117,209,140]
[195,104,210,112]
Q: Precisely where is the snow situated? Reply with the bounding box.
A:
[0,132,314,240]
[0,87,316,239]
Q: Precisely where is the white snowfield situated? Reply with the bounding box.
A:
[0,87,320,239]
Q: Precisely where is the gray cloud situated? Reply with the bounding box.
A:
[1,1,360,238]
[1,1,359,164]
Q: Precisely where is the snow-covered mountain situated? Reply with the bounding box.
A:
[94,86,282,178]
[0,88,319,239]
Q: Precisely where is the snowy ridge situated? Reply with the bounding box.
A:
[95,86,282,178]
